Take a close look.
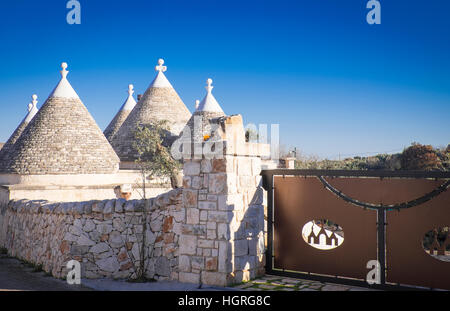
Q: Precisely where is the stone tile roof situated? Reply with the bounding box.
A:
[110,59,191,161]
[104,85,137,141]
[0,95,39,161]
[0,63,120,175]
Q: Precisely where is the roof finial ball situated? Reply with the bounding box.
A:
[128,84,134,96]
[155,58,167,72]
[61,62,69,79]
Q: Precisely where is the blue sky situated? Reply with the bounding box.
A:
[0,0,448,159]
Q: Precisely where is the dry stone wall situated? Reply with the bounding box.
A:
[0,189,183,280]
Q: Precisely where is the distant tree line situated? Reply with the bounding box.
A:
[294,143,450,171]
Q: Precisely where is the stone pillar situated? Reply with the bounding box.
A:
[179,115,269,286]
[280,157,296,169]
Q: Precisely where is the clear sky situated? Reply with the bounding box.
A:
[0,0,448,159]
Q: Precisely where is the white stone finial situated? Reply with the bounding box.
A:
[205,78,213,93]
[128,84,134,96]
[28,94,38,112]
[155,58,167,72]
[61,62,69,79]
[195,100,200,110]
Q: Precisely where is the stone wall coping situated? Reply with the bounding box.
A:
[0,182,171,191]
[5,188,182,215]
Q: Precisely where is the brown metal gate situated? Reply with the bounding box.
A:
[261,170,450,290]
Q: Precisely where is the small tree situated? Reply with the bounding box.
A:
[401,143,441,171]
[126,120,181,281]
[133,120,182,198]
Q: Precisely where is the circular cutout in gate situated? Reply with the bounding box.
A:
[301,219,344,250]
[423,226,450,262]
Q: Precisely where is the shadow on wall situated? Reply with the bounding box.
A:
[224,183,266,283]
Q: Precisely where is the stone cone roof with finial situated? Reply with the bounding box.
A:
[183,78,226,143]
[110,59,191,161]
[0,63,120,175]
[0,94,39,159]
[104,84,137,141]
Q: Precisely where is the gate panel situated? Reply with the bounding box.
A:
[273,176,377,280]
[385,179,450,290]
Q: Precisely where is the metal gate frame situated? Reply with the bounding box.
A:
[261,169,450,291]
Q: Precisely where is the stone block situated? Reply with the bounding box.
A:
[191,176,202,190]
[183,176,191,188]
[163,216,174,232]
[183,189,198,208]
[208,173,227,194]
[208,211,232,223]
[217,223,230,240]
[234,239,248,257]
[96,256,119,273]
[155,257,171,277]
[179,235,197,255]
[201,271,229,287]
[212,159,227,172]
[90,242,110,254]
[76,234,96,246]
[207,229,217,240]
[115,199,126,213]
[205,257,218,271]
[251,157,262,176]
[83,219,95,232]
[96,223,113,235]
[179,255,191,272]
[184,161,201,176]
[108,231,123,248]
[218,241,231,273]
[103,200,115,214]
[173,209,185,222]
[191,256,204,270]
[186,208,199,225]
[239,175,255,189]
[181,224,206,235]
[198,239,214,248]
[200,210,208,221]
[201,159,212,173]
[113,218,126,232]
[198,201,216,210]
[179,272,200,284]
[238,157,252,176]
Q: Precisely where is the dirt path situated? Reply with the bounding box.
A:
[0,255,92,291]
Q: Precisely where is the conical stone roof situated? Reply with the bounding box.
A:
[110,59,191,161]
[0,63,120,175]
[0,94,39,158]
[104,84,137,141]
[184,78,226,143]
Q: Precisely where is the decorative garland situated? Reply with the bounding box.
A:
[317,176,450,211]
